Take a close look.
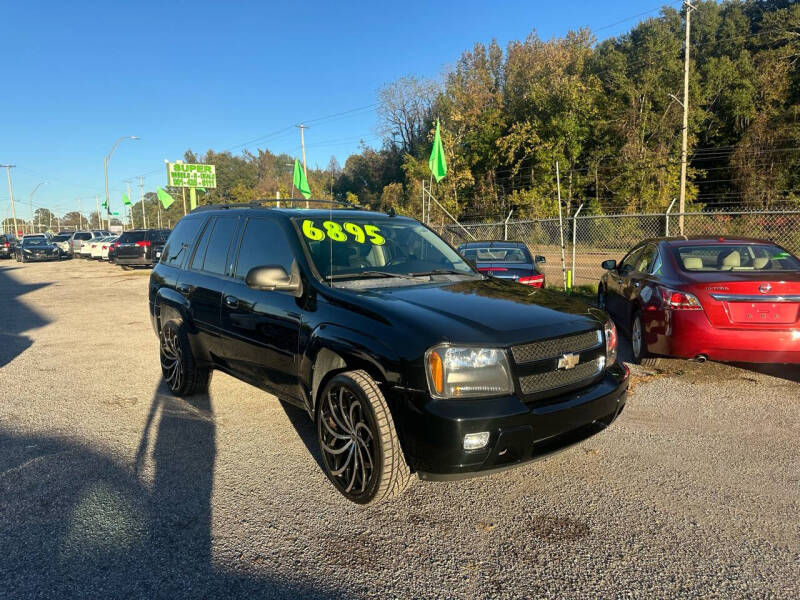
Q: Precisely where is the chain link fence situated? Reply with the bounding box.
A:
[433,208,800,290]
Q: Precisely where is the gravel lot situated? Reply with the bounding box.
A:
[1,259,799,599]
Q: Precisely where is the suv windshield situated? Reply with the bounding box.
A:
[52,235,70,242]
[294,216,474,280]
[674,244,800,272]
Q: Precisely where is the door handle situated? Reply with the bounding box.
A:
[177,283,193,294]
[225,295,239,308]
[634,281,641,287]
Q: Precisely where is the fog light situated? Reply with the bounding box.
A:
[463,432,490,451]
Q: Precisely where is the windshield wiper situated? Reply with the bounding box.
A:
[325,271,420,281]
[409,269,474,277]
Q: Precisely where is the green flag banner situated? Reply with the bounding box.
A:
[122,193,132,206]
[197,187,206,193]
[157,187,175,209]
[112,211,120,216]
[101,200,108,209]
[292,159,311,199]
[428,119,447,182]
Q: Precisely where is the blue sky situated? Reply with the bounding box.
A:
[0,0,678,218]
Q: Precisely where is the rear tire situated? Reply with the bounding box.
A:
[159,319,211,396]
[630,311,649,365]
[317,370,412,505]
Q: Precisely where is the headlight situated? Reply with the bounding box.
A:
[425,345,513,399]
[604,320,618,365]
[23,248,31,253]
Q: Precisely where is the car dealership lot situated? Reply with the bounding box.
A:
[1,260,799,599]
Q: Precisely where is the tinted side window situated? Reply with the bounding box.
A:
[75,233,92,241]
[190,216,238,275]
[162,217,204,269]
[150,230,170,243]
[620,246,643,272]
[635,245,658,273]
[233,218,295,280]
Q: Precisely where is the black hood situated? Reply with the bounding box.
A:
[326,277,604,347]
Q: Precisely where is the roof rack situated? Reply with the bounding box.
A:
[190,198,361,213]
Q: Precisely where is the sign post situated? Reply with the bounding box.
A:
[165,162,216,213]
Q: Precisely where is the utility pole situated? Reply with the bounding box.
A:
[126,181,133,230]
[96,196,102,229]
[297,124,309,208]
[139,176,147,229]
[2,165,19,237]
[78,198,83,230]
[678,0,694,235]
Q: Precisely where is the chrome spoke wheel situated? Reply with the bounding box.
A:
[160,327,183,392]
[319,384,376,496]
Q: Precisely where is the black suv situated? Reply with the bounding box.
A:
[115,229,171,267]
[0,234,17,259]
[149,203,628,504]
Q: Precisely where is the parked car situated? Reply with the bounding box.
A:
[14,235,60,262]
[115,229,170,267]
[457,240,546,287]
[149,205,627,504]
[50,234,72,257]
[90,236,116,260]
[101,236,119,260]
[598,237,800,364]
[69,230,111,256]
[0,234,18,259]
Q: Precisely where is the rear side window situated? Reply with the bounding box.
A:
[149,230,170,243]
[190,216,238,275]
[118,231,146,243]
[233,218,295,280]
[161,217,204,269]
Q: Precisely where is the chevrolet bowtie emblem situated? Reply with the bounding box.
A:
[557,353,580,370]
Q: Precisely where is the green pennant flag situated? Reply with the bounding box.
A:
[101,200,108,209]
[197,187,206,193]
[428,119,447,182]
[122,193,132,206]
[292,159,311,199]
[157,187,175,209]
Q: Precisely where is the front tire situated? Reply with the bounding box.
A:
[317,370,412,505]
[630,311,649,365]
[597,286,608,311]
[159,319,211,396]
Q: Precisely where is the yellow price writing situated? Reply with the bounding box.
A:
[301,220,385,245]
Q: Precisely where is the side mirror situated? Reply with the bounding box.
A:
[246,262,302,296]
[534,255,546,263]
[601,259,617,271]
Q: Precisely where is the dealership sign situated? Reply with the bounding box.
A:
[166,162,216,188]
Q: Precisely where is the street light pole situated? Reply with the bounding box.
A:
[1,165,18,237]
[29,182,46,233]
[104,136,139,229]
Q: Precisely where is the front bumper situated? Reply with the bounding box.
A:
[645,310,800,364]
[21,252,59,262]
[395,362,629,479]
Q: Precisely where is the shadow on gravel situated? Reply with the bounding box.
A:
[0,380,342,599]
[730,362,800,384]
[280,400,325,473]
[0,266,51,367]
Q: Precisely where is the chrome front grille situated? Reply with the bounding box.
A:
[511,330,602,364]
[518,357,605,395]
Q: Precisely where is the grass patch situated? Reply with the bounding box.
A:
[546,283,598,304]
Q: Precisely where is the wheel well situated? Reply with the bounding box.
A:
[311,349,387,420]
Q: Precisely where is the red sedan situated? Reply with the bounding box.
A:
[598,237,800,364]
